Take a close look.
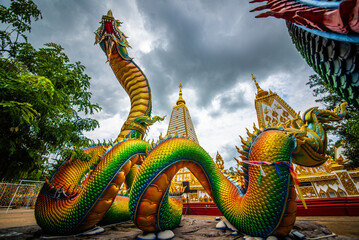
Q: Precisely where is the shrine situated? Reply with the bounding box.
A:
[170,76,359,204]
[169,84,213,203]
[252,75,359,199]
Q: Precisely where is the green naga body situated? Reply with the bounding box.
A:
[35,140,150,234]
[130,133,294,237]
[34,10,347,239]
[129,102,346,237]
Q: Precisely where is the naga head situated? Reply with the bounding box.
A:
[303,102,348,131]
[290,102,347,167]
[95,10,131,61]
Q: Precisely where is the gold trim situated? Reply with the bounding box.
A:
[335,171,359,195]
[298,174,337,182]
[349,171,359,178]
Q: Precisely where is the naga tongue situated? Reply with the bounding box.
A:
[104,21,114,34]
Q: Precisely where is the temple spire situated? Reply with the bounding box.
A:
[251,74,268,98]
[176,83,186,105]
[167,83,199,144]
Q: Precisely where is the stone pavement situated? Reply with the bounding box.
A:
[188,215,359,238]
[0,208,358,239]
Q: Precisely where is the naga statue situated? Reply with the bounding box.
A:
[34,10,347,239]
[251,0,359,109]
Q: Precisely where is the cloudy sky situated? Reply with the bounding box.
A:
[27,0,320,168]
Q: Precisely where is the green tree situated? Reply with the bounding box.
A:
[0,0,101,180]
[307,75,359,167]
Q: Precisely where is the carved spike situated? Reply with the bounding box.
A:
[246,128,255,139]
[235,146,242,154]
[233,157,242,165]
[240,137,249,147]
[238,150,248,157]
[253,123,261,133]
[239,155,248,161]
[242,144,250,151]
[253,129,261,136]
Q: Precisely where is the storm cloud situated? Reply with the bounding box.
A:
[24,0,318,167]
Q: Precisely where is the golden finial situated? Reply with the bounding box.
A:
[107,10,113,17]
[251,74,268,98]
[251,74,262,91]
[176,83,186,105]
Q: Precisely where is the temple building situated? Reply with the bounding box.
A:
[252,74,359,199]
[169,78,359,202]
[167,84,199,144]
[169,84,213,203]
[252,74,297,127]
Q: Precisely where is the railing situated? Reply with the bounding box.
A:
[182,197,359,216]
[0,180,44,213]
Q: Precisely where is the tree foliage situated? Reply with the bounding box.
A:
[0,0,101,180]
[0,0,41,58]
[306,75,359,167]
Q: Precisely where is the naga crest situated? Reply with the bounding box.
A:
[95,10,131,60]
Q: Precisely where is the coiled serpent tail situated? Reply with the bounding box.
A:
[35,10,347,238]
[130,132,296,237]
[35,140,150,234]
[129,103,346,237]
